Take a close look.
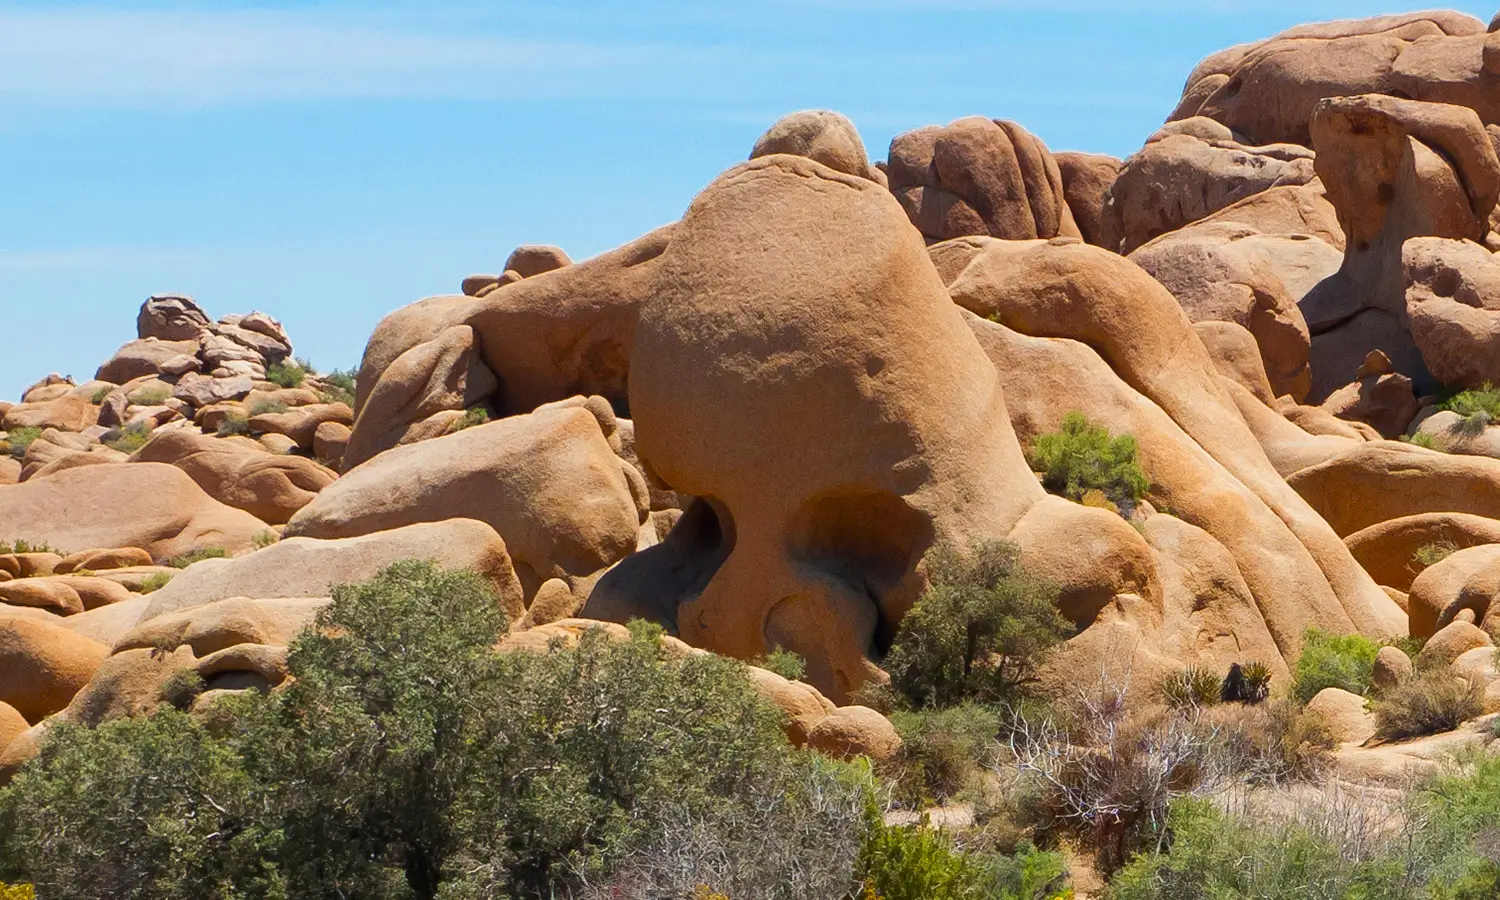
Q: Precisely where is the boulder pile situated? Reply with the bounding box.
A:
[7,6,1500,776]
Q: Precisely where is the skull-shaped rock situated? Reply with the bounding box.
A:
[586,155,1044,702]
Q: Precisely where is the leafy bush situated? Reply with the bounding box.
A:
[103,422,154,454]
[1402,431,1441,450]
[0,711,285,899]
[318,368,358,408]
[886,703,1002,806]
[1441,384,1500,419]
[165,547,227,569]
[252,530,278,549]
[137,572,172,595]
[1415,540,1460,570]
[158,669,205,712]
[447,407,491,433]
[3,427,41,460]
[1027,412,1149,512]
[216,414,252,437]
[882,541,1069,711]
[752,647,807,682]
[265,360,305,389]
[1371,673,1484,741]
[1292,629,1381,704]
[857,823,1068,900]
[0,540,60,556]
[0,561,866,899]
[89,386,111,405]
[248,400,287,416]
[132,386,170,406]
[1159,667,1221,710]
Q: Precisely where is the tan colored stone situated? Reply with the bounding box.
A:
[54,546,154,574]
[95,338,200,384]
[138,519,524,623]
[806,706,902,763]
[131,428,335,524]
[0,613,109,722]
[1307,687,1376,745]
[1415,619,1493,670]
[1374,645,1415,691]
[288,400,645,599]
[1288,442,1500,537]
[750,109,881,182]
[0,462,272,562]
[1344,513,1500,592]
[1407,543,1500,638]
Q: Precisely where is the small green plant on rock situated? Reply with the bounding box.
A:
[446,406,490,433]
[265,359,305,389]
[252,530,279,550]
[137,572,172,594]
[166,547,227,569]
[89,387,111,405]
[752,647,807,682]
[132,387,170,406]
[1402,431,1441,450]
[248,400,287,416]
[1028,412,1149,514]
[0,539,61,555]
[4,427,41,460]
[103,422,154,454]
[1414,540,1460,570]
[216,414,252,437]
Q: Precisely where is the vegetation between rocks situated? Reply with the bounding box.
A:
[1371,673,1485,741]
[265,360,306,389]
[1028,412,1149,515]
[165,546,227,569]
[3,428,41,460]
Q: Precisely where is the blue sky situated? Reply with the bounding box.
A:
[2,1,1493,397]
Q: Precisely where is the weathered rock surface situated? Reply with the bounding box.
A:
[888,116,1081,244]
[0,463,271,562]
[288,398,647,599]
[131,429,335,525]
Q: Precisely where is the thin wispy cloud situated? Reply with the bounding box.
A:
[0,7,699,108]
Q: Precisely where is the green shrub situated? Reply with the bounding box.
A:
[4,427,41,460]
[0,711,285,899]
[1402,431,1441,450]
[265,360,305,389]
[158,669,205,712]
[137,572,172,595]
[165,547,226,569]
[886,703,1002,806]
[252,530,278,550]
[446,407,490,433]
[103,422,154,454]
[89,387,111,405]
[318,368,358,408]
[1441,384,1500,420]
[752,647,807,682]
[1027,412,1149,512]
[0,561,850,900]
[1371,673,1484,741]
[1159,667,1221,710]
[1415,540,1460,570]
[882,541,1069,711]
[1292,628,1382,703]
[0,540,61,555]
[248,400,287,416]
[216,414,252,437]
[857,823,1068,900]
[132,387,170,406]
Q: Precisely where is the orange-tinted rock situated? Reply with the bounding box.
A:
[1344,512,1500,592]
[750,109,881,182]
[806,706,903,763]
[132,428,335,524]
[54,546,154,574]
[0,613,109,722]
[95,338,200,384]
[1102,130,1317,254]
[1288,441,1500,537]
[1403,237,1500,389]
[1407,543,1500,638]
[0,462,271,562]
[888,116,1081,243]
[1053,151,1121,248]
[288,399,645,599]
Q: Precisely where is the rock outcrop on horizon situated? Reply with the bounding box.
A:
[6,12,1500,787]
